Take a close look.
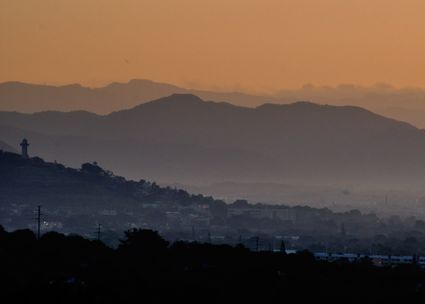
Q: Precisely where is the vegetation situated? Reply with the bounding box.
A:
[0,226,424,303]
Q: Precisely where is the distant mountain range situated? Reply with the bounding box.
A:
[3,79,425,128]
[1,94,425,193]
[0,79,275,114]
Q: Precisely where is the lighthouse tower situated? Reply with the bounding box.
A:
[20,138,29,159]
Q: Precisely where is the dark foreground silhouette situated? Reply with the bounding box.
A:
[1,226,424,304]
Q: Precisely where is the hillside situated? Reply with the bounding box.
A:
[0,150,229,233]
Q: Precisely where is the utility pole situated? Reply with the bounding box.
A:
[280,240,286,254]
[255,236,259,252]
[97,224,102,241]
[36,205,42,240]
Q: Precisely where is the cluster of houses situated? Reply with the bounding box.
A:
[311,252,425,267]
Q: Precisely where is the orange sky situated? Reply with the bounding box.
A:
[1,0,425,92]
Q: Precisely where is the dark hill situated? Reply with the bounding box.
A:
[0,151,226,233]
[0,150,221,207]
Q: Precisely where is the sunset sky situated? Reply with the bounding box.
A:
[2,0,425,92]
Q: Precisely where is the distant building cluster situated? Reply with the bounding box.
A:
[228,205,296,221]
[313,252,425,268]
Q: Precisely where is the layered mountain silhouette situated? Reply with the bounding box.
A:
[1,94,425,189]
[3,79,425,128]
[0,80,274,114]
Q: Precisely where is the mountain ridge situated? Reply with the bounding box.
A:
[0,94,425,189]
[4,79,425,128]
[0,79,273,114]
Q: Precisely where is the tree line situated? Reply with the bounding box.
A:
[1,226,425,303]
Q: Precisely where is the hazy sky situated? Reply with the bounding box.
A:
[2,0,425,92]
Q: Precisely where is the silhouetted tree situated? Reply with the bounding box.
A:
[118,228,169,255]
[81,162,104,175]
